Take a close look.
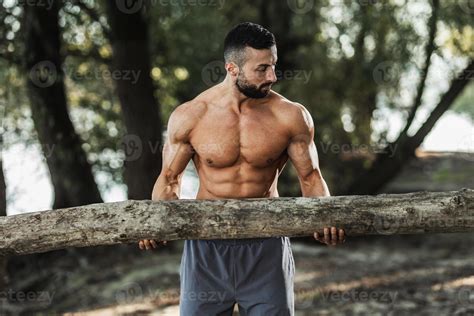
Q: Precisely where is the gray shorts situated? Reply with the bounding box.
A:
[179,236,295,316]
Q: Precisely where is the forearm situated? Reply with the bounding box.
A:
[142,175,177,246]
[300,169,331,197]
[151,175,180,201]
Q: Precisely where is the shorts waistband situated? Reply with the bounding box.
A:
[200,237,276,245]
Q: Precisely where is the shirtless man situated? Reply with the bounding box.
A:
[139,22,345,315]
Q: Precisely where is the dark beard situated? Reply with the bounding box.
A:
[236,74,271,99]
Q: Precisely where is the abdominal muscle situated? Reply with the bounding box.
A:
[194,164,280,200]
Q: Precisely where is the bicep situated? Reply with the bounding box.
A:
[286,104,321,180]
[161,137,194,181]
[287,134,320,180]
[160,107,195,182]
[151,137,193,200]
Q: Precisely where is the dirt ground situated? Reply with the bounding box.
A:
[2,232,474,316]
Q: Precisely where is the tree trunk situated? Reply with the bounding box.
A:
[398,0,439,137]
[23,1,102,209]
[347,4,378,147]
[0,140,5,218]
[257,0,314,81]
[345,60,474,195]
[105,3,163,200]
[0,134,8,297]
[0,189,472,256]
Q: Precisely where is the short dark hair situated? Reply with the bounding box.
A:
[223,22,276,66]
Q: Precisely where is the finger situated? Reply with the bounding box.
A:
[138,241,144,250]
[331,227,338,243]
[150,240,158,248]
[339,229,345,243]
[314,232,323,242]
[315,232,326,244]
[144,240,151,250]
[324,227,330,244]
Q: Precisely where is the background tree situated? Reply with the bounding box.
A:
[104,2,164,200]
[23,1,102,208]
[0,0,471,211]
[0,129,9,305]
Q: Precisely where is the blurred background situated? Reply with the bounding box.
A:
[0,0,473,315]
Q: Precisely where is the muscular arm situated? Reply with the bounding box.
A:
[286,103,345,246]
[151,104,196,201]
[286,103,330,198]
[140,104,195,250]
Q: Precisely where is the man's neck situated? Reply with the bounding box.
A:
[220,75,256,114]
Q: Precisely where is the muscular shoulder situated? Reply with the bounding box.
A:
[270,92,314,138]
[167,99,208,143]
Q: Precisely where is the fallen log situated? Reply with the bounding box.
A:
[0,189,473,255]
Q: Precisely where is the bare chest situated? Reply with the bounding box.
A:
[190,110,289,168]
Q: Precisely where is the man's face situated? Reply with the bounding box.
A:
[235,45,278,99]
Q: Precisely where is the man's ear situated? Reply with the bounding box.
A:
[225,62,239,77]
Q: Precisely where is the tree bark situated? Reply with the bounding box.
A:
[0,189,472,256]
[23,1,102,209]
[105,3,163,200]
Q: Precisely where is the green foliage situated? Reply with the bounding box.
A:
[0,0,472,195]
